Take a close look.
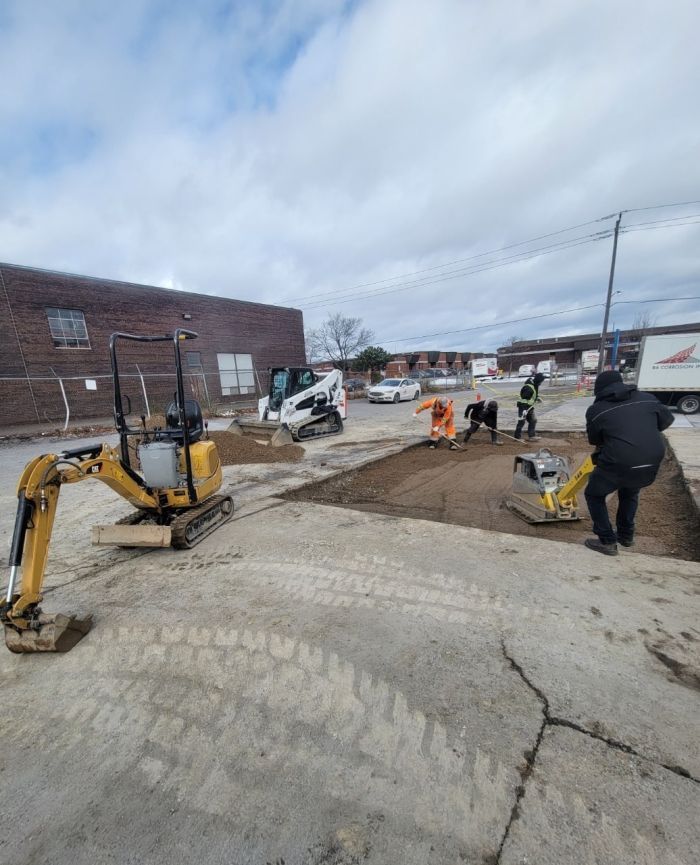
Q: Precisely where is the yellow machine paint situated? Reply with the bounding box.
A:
[506,449,594,523]
[1,329,233,654]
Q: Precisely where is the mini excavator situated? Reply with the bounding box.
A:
[230,367,346,447]
[506,447,594,523]
[1,329,233,654]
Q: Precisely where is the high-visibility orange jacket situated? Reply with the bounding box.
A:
[416,397,456,440]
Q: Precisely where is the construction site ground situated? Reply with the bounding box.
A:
[1,395,698,865]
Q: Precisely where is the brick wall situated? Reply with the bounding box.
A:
[0,263,305,426]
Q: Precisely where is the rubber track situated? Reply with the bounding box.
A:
[170,494,234,549]
[291,412,343,442]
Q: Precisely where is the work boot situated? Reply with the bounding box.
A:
[528,435,541,442]
[462,432,472,444]
[493,439,504,446]
[428,442,437,449]
[618,536,635,548]
[584,538,618,556]
[449,440,459,450]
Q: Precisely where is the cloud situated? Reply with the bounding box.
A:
[1,0,699,353]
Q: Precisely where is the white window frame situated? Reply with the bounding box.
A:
[217,352,255,396]
[46,307,91,349]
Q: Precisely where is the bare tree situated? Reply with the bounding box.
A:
[503,335,524,376]
[305,313,374,370]
[631,311,656,333]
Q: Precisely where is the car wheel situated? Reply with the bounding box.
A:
[393,392,400,403]
[677,394,700,414]
[412,389,419,400]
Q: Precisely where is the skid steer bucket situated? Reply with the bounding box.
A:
[270,426,294,447]
[4,613,93,654]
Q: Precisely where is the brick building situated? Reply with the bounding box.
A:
[0,263,305,426]
[496,322,700,375]
[385,350,487,377]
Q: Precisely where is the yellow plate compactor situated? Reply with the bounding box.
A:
[506,447,594,523]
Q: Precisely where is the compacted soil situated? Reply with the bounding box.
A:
[285,432,700,561]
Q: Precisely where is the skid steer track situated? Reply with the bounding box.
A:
[171,494,234,549]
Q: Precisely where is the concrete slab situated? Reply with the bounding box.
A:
[1,502,698,864]
[501,726,699,865]
[666,427,700,515]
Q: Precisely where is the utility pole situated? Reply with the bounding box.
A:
[598,212,623,373]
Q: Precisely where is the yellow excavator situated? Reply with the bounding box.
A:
[506,447,594,523]
[1,329,233,654]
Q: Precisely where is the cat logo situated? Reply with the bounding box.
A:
[88,463,102,474]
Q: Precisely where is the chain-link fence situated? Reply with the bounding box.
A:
[0,363,272,430]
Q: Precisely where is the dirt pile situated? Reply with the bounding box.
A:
[285,433,700,561]
[209,431,304,465]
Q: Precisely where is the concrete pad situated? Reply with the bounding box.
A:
[1,502,698,863]
[501,726,699,865]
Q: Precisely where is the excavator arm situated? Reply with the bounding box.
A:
[2,445,157,652]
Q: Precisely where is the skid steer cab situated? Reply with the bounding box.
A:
[230,367,346,446]
[1,329,233,654]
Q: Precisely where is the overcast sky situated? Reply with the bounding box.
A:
[1,0,699,353]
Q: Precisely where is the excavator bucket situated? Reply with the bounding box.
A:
[4,613,93,654]
[270,426,295,447]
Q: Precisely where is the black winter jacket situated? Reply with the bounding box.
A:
[465,400,498,429]
[585,382,674,482]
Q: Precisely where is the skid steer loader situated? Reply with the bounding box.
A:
[1,329,233,654]
[230,367,346,446]
[505,447,594,523]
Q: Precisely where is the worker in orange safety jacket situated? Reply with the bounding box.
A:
[413,396,459,449]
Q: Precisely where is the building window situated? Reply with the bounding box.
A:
[186,351,202,368]
[46,308,90,349]
[217,353,255,396]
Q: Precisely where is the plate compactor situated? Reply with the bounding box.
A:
[506,447,594,523]
[1,329,233,654]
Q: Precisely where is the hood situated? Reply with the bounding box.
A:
[595,381,637,402]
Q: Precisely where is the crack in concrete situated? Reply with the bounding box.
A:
[495,640,699,863]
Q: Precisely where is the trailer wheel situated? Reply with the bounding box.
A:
[677,394,700,414]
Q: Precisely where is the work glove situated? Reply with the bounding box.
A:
[432,426,440,433]
[412,411,420,419]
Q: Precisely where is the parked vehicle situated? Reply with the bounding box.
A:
[368,378,421,403]
[518,364,536,377]
[470,358,498,379]
[635,333,700,414]
[536,360,552,376]
[580,350,599,372]
[343,378,367,393]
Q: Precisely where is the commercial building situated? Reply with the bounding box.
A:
[0,262,305,427]
[496,322,700,375]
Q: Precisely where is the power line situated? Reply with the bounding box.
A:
[623,199,700,213]
[379,295,700,347]
[284,214,616,304]
[621,219,700,234]
[301,230,613,310]
[289,200,700,306]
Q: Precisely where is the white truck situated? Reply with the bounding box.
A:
[636,333,700,414]
[518,364,535,377]
[581,350,600,372]
[471,357,498,379]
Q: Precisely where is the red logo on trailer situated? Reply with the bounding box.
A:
[655,343,700,365]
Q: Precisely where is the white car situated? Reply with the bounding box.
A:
[368,378,421,403]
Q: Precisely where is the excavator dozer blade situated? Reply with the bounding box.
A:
[270,426,295,447]
[4,613,93,654]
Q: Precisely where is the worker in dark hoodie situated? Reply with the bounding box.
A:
[583,369,674,556]
[513,372,545,441]
[463,398,503,445]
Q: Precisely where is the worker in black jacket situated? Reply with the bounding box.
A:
[583,370,674,556]
[463,399,503,445]
[513,372,545,441]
